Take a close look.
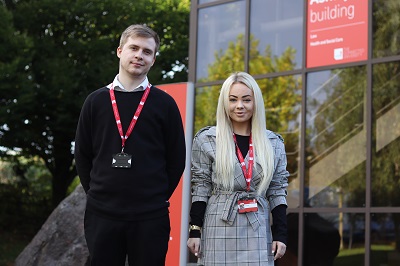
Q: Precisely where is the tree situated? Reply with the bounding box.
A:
[0,0,190,206]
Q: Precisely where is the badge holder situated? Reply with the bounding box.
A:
[238,197,258,213]
[112,153,132,168]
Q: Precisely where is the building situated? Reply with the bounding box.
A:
[187,0,400,265]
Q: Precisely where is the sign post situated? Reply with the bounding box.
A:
[156,82,194,266]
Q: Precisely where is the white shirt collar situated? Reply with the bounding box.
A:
[107,75,149,92]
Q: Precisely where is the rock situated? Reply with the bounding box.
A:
[15,185,90,266]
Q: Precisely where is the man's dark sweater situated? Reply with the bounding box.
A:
[74,86,186,221]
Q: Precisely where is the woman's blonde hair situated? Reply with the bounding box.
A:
[215,72,274,195]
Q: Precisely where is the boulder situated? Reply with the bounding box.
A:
[15,185,90,266]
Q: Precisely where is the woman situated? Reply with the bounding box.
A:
[187,72,289,265]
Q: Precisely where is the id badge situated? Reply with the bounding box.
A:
[112,153,132,168]
[238,197,258,213]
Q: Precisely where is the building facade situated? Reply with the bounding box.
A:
[188,0,400,265]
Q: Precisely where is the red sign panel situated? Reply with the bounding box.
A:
[307,0,368,68]
[156,83,190,266]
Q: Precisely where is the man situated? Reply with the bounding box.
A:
[74,24,186,266]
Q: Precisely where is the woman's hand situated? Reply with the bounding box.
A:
[272,240,286,260]
[187,238,201,257]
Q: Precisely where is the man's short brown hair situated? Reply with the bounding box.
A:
[119,24,160,56]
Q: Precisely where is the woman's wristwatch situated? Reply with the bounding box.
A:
[189,225,202,232]
[189,224,202,238]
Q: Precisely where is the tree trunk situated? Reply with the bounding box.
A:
[51,171,74,207]
[50,155,76,207]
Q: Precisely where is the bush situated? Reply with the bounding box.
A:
[0,161,53,234]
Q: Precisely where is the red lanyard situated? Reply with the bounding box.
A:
[109,83,151,152]
[233,133,254,191]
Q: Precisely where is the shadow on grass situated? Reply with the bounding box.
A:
[334,248,400,266]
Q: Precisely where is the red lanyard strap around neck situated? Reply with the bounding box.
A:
[109,83,151,152]
[233,133,254,191]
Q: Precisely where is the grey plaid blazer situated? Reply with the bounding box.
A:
[191,126,289,266]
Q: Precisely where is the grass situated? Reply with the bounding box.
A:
[0,175,79,266]
[333,245,400,266]
[0,233,399,266]
[0,230,34,266]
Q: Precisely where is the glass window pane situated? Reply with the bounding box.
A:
[370,213,399,265]
[284,212,366,265]
[372,0,400,58]
[304,213,341,265]
[260,76,302,208]
[335,213,366,265]
[306,68,367,208]
[372,62,400,207]
[280,212,299,266]
[196,1,246,82]
[194,85,219,133]
[249,0,303,75]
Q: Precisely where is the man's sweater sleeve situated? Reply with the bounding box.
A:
[74,97,93,193]
[165,99,186,199]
